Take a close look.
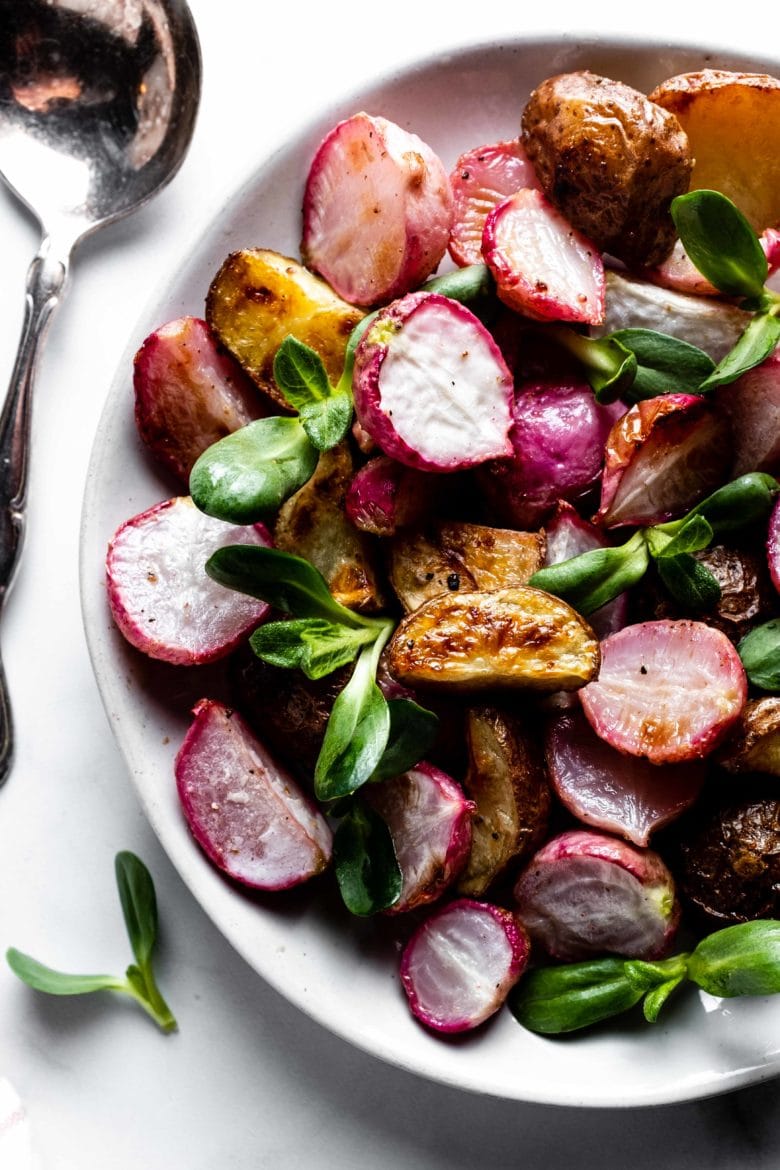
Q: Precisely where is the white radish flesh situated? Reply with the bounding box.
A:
[482,188,605,325]
[580,619,747,764]
[400,899,530,1032]
[448,140,541,267]
[353,291,514,472]
[302,112,453,306]
[175,699,332,890]
[106,496,271,665]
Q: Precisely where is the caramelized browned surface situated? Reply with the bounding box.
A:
[718,698,780,776]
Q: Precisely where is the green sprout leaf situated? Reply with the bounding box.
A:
[700,311,780,390]
[422,264,498,322]
[508,957,646,1035]
[529,531,649,615]
[546,326,637,402]
[672,472,779,537]
[738,618,780,691]
[332,800,402,916]
[250,618,376,680]
[671,190,768,299]
[611,328,714,401]
[5,952,126,996]
[273,336,353,451]
[687,921,780,997]
[370,698,439,783]
[645,514,714,560]
[656,554,721,612]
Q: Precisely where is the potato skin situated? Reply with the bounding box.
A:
[522,71,691,268]
[718,698,780,776]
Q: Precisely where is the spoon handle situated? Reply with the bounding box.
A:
[0,237,70,783]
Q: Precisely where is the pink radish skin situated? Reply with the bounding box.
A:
[106,496,271,665]
[483,188,605,325]
[580,620,747,764]
[364,763,474,914]
[301,112,453,307]
[544,500,628,639]
[479,381,620,527]
[448,140,541,267]
[597,393,730,527]
[345,456,443,537]
[513,830,680,961]
[545,710,705,846]
[400,899,530,1033]
[715,348,780,477]
[768,496,780,594]
[647,228,780,297]
[175,700,332,890]
[352,291,514,472]
[134,317,265,484]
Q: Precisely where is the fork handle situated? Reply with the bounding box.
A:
[0,237,70,784]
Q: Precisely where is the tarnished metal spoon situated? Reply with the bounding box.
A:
[0,0,201,782]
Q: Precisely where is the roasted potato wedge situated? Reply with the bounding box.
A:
[649,70,780,232]
[718,697,780,776]
[206,249,364,410]
[457,706,551,897]
[274,442,386,612]
[389,521,545,613]
[521,71,691,268]
[386,587,599,691]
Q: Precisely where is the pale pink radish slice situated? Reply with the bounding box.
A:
[580,620,747,764]
[544,501,628,639]
[106,496,271,665]
[448,139,541,267]
[364,763,474,914]
[400,898,530,1033]
[134,317,265,484]
[768,496,780,594]
[647,228,780,297]
[345,455,443,537]
[513,830,680,961]
[478,380,618,528]
[715,348,780,477]
[301,112,453,307]
[545,710,705,846]
[175,699,332,890]
[352,291,513,472]
[597,394,730,527]
[482,188,605,325]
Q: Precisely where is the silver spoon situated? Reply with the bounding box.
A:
[0,0,201,783]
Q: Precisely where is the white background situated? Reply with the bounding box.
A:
[1,2,779,1166]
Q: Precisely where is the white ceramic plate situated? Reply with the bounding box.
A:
[80,36,780,1107]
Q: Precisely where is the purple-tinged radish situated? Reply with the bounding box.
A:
[545,710,705,847]
[352,291,514,472]
[364,763,474,914]
[134,317,266,484]
[345,456,443,537]
[597,393,730,528]
[301,112,453,307]
[768,496,780,594]
[514,830,680,961]
[715,348,780,478]
[448,140,541,267]
[400,899,530,1033]
[544,501,628,638]
[175,699,332,890]
[580,619,747,764]
[479,380,620,528]
[106,496,271,665]
[482,188,605,325]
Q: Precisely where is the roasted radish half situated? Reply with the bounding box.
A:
[344,456,444,538]
[448,139,540,267]
[544,501,628,639]
[175,699,332,890]
[715,349,780,478]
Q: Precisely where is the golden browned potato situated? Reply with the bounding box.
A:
[457,706,551,897]
[649,70,780,232]
[386,587,599,691]
[206,249,364,410]
[718,697,780,776]
[389,521,546,614]
[522,71,692,267]
[274,442,386,612]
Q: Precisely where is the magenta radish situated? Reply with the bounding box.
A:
[597,394,730,528]
[134,317,265,484]
[364,763,474,914]
[106,496,271,665]
[400,899,530,1033]
[769,496,780,594]
[482,188,605,325]
[544,501,628,638]
[513,830,680,961]
[448,139,541,267]
[175,699,332,890]
[715,348,780,478]
[301,112,453,306]
[352,291,514,472]
[545,710,705,846]
[580,620,747,764]
[345,456,443,537]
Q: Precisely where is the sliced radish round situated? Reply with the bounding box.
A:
[597,394,730,527]
[580,620,747,764]
[715,348,780,478]
[544,501,628,639]
[400,898,530,1033]
[175,699,332,890]
[768,496,780,594]
[365,762,474,914]
[482,188,605,325]
[352,291,513,472]
[448,139,540,267]
[106,496,271,665]
[513,830,680,961]
[545,710,705,846]
[301,111,453,306]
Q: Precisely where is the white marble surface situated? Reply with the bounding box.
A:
[0,3,778,1166]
